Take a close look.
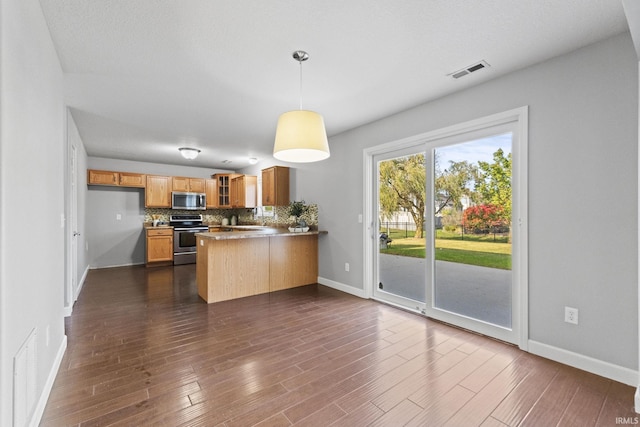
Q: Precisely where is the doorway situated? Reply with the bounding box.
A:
[364,108,528,347]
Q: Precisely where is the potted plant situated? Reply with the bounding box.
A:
[288,200,309,231]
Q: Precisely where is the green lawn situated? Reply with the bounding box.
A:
[380,229,511,270]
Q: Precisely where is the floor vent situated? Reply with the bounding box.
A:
[449,60,490,79]
[13,328,37,427]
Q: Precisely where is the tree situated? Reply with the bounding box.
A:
[379,154,426,239]
[476,148,512,221]
[434,160,478,215]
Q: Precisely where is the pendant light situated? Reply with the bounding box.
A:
[273,50,330,163]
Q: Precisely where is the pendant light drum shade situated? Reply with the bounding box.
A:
[273,50,330,163]
[273,110,330,162]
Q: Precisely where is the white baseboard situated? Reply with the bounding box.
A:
[317,276,367,299]
[75,265,89,300]
[63,265,91,317]
[90,261,145,270]
[528,340,638,386]
[29,335,67,427]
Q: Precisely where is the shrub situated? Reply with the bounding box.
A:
[463,204,507,234]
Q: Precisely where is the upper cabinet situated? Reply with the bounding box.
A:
[118,172,146,188]
[261,166,290,206]
[212,173,240,208]
[88,169,146,188]
[88,169,118,186]
[231,175,257,208]
[205,179,218,208]
[145,175,172,208]
[172,177,205,193]
[89,168,262,209]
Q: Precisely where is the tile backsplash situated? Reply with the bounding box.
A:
[145,204,318,228]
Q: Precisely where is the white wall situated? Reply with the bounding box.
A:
[304,33,639,373]
[0,0,67,425]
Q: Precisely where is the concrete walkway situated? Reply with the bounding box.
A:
[379,254,512,328]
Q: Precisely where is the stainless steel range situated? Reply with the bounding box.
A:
[169,214,208,265]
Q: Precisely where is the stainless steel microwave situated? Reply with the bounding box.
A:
[172,192,206,210]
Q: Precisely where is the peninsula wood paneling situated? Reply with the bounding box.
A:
[269,234,318,292]
[197,237,270,303]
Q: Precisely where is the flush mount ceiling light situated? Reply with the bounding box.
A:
[273,50,330,163]
[248,157,258,165]
[179,147,200,160]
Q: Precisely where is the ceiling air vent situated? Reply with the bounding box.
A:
[449,60,490,79]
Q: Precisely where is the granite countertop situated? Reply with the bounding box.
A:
[143,223,173,229]
[197,227,327,240]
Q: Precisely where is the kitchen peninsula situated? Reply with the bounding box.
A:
[196,227,326,303]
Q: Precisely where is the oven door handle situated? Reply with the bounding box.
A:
[174,227,208,232]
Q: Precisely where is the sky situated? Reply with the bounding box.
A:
[435,132,512,169]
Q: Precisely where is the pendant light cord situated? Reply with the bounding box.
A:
[299,59,303,110]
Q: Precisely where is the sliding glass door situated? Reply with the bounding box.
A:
[366,108,527,346]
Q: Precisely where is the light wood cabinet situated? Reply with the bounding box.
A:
[88,169,118,186]
[261,166,289,206]
[212,173,240,208]
[145,175,172,208]
[205,179,218,208]
[172,176,205,193]
[88,169,146,188]
[146,228,174,265]
[118,172,146,187]
[231,175,257,208]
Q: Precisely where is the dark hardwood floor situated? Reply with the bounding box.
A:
[41,265,636,426]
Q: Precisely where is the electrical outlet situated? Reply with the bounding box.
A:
[116,213,122,220]
[565,306,579,325]
[345,263,350,272]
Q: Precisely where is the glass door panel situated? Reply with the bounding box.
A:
[432,133,513,328]
[374,150,427,311]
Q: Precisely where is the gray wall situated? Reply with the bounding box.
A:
[301,33,639,371]
[0,0,67,424]
[86,157,233,268]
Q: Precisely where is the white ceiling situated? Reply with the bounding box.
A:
[39,0,629,170]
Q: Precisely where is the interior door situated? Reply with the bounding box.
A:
[66,143,79,312]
